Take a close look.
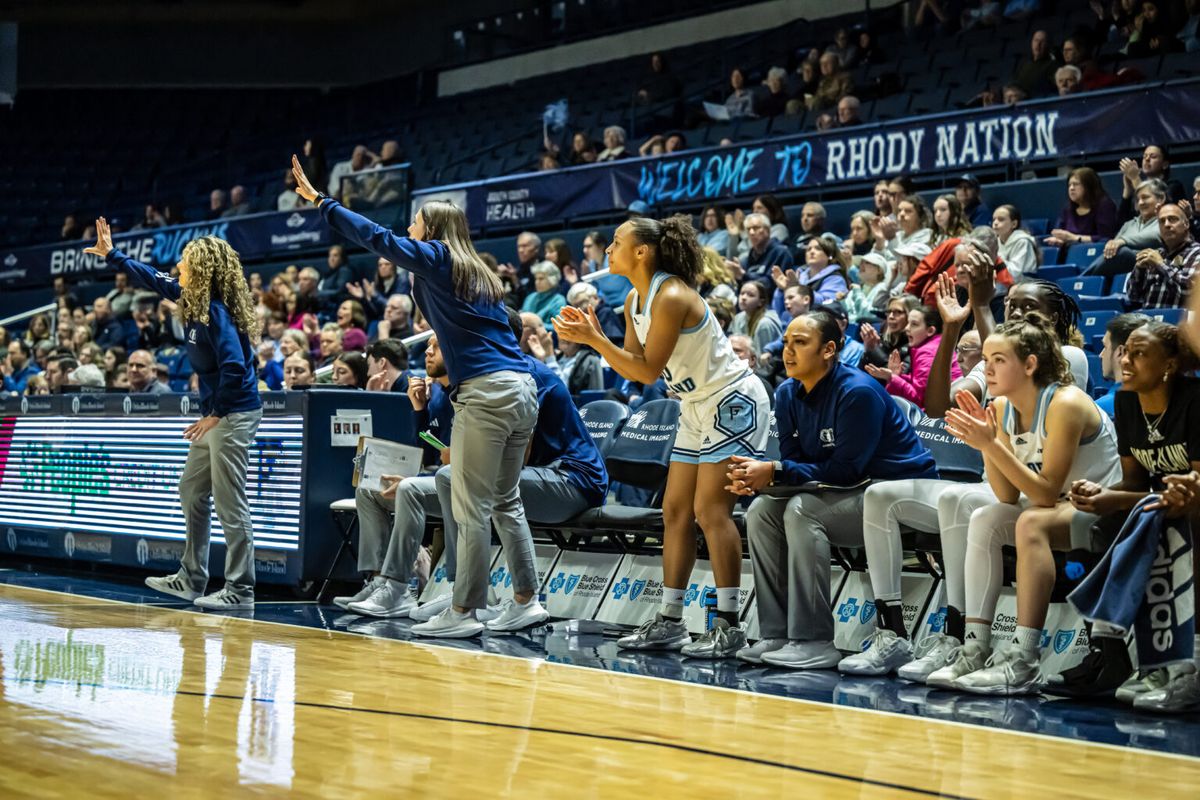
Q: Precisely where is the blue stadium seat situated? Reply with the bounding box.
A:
[1077,296,1125,312]
[1065,242,1106,266]
[1025,218,1049,236]
[892,397,983,483]
[1058,276,1103,297]
[578,399,630,457]
[1079,311,1118,350]
[1040,246,1061,265]
[1086,354,1110,391]
[1038,265,1079,282]
[1145,308,1186,325]
[601,399,680,490]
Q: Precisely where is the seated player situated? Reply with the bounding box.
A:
[728,310,937,668]
[930,313,1120,694]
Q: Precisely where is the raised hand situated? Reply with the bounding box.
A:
[346,282,365,300]
[864,363,893,382]
[859,323,881,351]
[887,348,903,376]
[82,216,114,258]
[936,272,970,326]
[291,154,320,203]
[1119,157,1140,185]
[552,305,603,346]
[945,403,998,451]
[954,388,988,421]
[407,375,430,410]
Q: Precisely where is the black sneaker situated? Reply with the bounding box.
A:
[1044,638,1132,698]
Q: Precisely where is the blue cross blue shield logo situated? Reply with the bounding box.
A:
[564,574,581,595]
[860,601,877,625]
[549,572,565,593]
[837,598,859,623]
[1054,629,1075,654]
[611,578,630,599]
[630,579,646,601]
[683,583,700,606]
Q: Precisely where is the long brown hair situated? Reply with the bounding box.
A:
[419,201,505,303]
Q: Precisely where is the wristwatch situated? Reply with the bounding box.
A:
[769,460,783,486]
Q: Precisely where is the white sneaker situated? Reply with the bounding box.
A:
[334,576,385,611]
[927,639,989,690]
[897,633,962,684]
[1116,668,1170,705]
[760,640,842,670]
[838,629,913,676]
[486,598,550,632]
[194,587,254,610]
[1133,664,1200,713]
[347,579,418,618]
[145,573,201,602]
[736,638,788,665]
[410,591,454,622]
[410,607,484,638]
[953,644,1044,696]
[477,603,504,624]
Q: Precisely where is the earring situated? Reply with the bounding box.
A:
[1163,372,1170,383]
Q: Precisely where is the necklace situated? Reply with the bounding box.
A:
[1142,401,1168,444]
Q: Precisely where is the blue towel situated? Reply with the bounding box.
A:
[1068,496,1195,670]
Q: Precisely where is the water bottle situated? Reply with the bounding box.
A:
[702,587,718,631]
[408,576,420,597]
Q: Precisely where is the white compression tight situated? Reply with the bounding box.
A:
[963,501,1027,621]
[861,480,997,612]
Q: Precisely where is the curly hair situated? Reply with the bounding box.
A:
[177,237,260,344]
[994,311,1072,386]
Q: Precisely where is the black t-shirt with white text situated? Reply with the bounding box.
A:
[1115,377,1200,489]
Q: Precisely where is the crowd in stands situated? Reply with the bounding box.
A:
[8,144,1200,418]
[535,5,1200,173]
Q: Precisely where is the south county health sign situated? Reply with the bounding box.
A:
[414,80,1200,229]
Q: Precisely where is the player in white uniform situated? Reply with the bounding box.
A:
[555,215,770,658]
[933,311,1121,694]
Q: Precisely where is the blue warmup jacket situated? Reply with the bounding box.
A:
[414,381,455,465]
[774,361,937,485]
[107,249,260,418]
[525,356,609,508]
[318,200,528,389]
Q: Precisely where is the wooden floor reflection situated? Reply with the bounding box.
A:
[0,584,1196,799]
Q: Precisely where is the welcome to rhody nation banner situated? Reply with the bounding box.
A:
[414,79,1200,229]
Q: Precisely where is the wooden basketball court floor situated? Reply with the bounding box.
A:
[0,570,1198,798]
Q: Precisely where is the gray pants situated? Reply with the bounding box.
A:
[447,370,538,609]
[178,409,262,596]
[746,489,867,641]
[354,475,441,581]
[435,463,590,585]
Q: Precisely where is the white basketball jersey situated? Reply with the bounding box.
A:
[629,271,749,400]
[1003,382,1122,492]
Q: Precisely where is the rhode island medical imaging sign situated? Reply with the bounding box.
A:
[414,80,1200,229]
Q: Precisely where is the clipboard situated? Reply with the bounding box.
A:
[352,437,424,491]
